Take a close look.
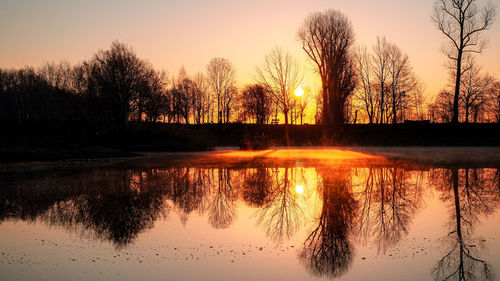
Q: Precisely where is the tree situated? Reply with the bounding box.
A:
[206,58,236,123]
[192,72,210,124]
[386,41,419,123]
[90,41,148,130]
[173,73,195,124]
[222,85,238,123]
[430,89,454,122]
[241,84,272,124]
[296,88,311,125]
[141,69,170,122]
[354,45,378,123]
[460,60,496,122]
[256,47,301,144]
[489,81,500,123]
[354,39,420,123]
[372,37,392,123]
[432,0,496,123]
[298,9,357,127]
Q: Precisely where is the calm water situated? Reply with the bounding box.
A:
[1,149,499,281]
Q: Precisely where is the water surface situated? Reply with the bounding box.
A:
[1,149,499,281]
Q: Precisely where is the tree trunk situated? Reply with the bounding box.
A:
[452,47,463,124]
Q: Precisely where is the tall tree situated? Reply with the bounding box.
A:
[354,45,378,124]
[256,47,301,144]
[387,41,418,124]
[90,41,148,130]
[298,9,357,127]
[432,0,496,123]
[206,58,236,124]
[372,37,392,123]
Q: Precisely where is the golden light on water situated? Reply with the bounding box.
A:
[294,86,304,97]
[216,149,380,160]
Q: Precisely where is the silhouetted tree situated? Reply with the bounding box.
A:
[430,89,455,122]
[241,84,272,124]
[192,72,211,124]
[89,41,149,130]
[298,9,357,126]
[490,81,500,123]
[206,58,236,123]
[386,41,419,123]
[432,0,496,124]
[256,47,301,144]
[354,45,378,123]
[460,60,496,123]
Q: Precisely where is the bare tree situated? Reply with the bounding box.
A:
[206,58,236,123]
[432,0,496,123]
[173,71,195,124]
[222,85,238,123]
[298,9,357,127]
[38,61,72,91]
[354,45,378,123]
[372,37,392,123]
[90,41,148,130]
[256,47,301,144]
[296,92,311,125]
[192,72,210,124]
[489,81,500,122]
[241,84,272,124]
[387,42,419,123]
[460,60,496,122]
[430,89,455,122]
[409,83,428,121]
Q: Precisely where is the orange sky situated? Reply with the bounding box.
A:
[1,0,499,101]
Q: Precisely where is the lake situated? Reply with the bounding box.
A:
[1,148,499,281]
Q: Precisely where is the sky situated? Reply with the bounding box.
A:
[1,0,499,101]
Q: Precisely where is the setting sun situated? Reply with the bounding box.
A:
[295,184,304,195]
[294,86,304,97]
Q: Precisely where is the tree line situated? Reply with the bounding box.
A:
[1,0,498,136]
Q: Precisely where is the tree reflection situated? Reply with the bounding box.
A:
[431,168,500,281]
[355,167,422,253]
[242,168,272,207]
[208,169,237,229]
[256,168,304,243]
[299,168,357,279]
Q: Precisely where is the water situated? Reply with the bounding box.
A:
[1,149,499,281]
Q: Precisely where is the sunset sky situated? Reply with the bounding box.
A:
[1,0,499,101]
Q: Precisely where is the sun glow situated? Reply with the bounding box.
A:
[295,184,304,195]
[294,86,304,97]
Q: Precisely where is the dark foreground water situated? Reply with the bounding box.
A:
[1,149,499,281]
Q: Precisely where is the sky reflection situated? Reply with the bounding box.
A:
[0,159,499,281]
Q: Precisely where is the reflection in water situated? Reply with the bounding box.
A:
[256,168,304,244]
[0,163,499,280]
[431,168,500,281]
[209,169,237,229]
[299,168,356,279]
[354,168,423,253]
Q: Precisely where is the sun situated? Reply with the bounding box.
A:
[294,86,304,97]
[295,184,304,195]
